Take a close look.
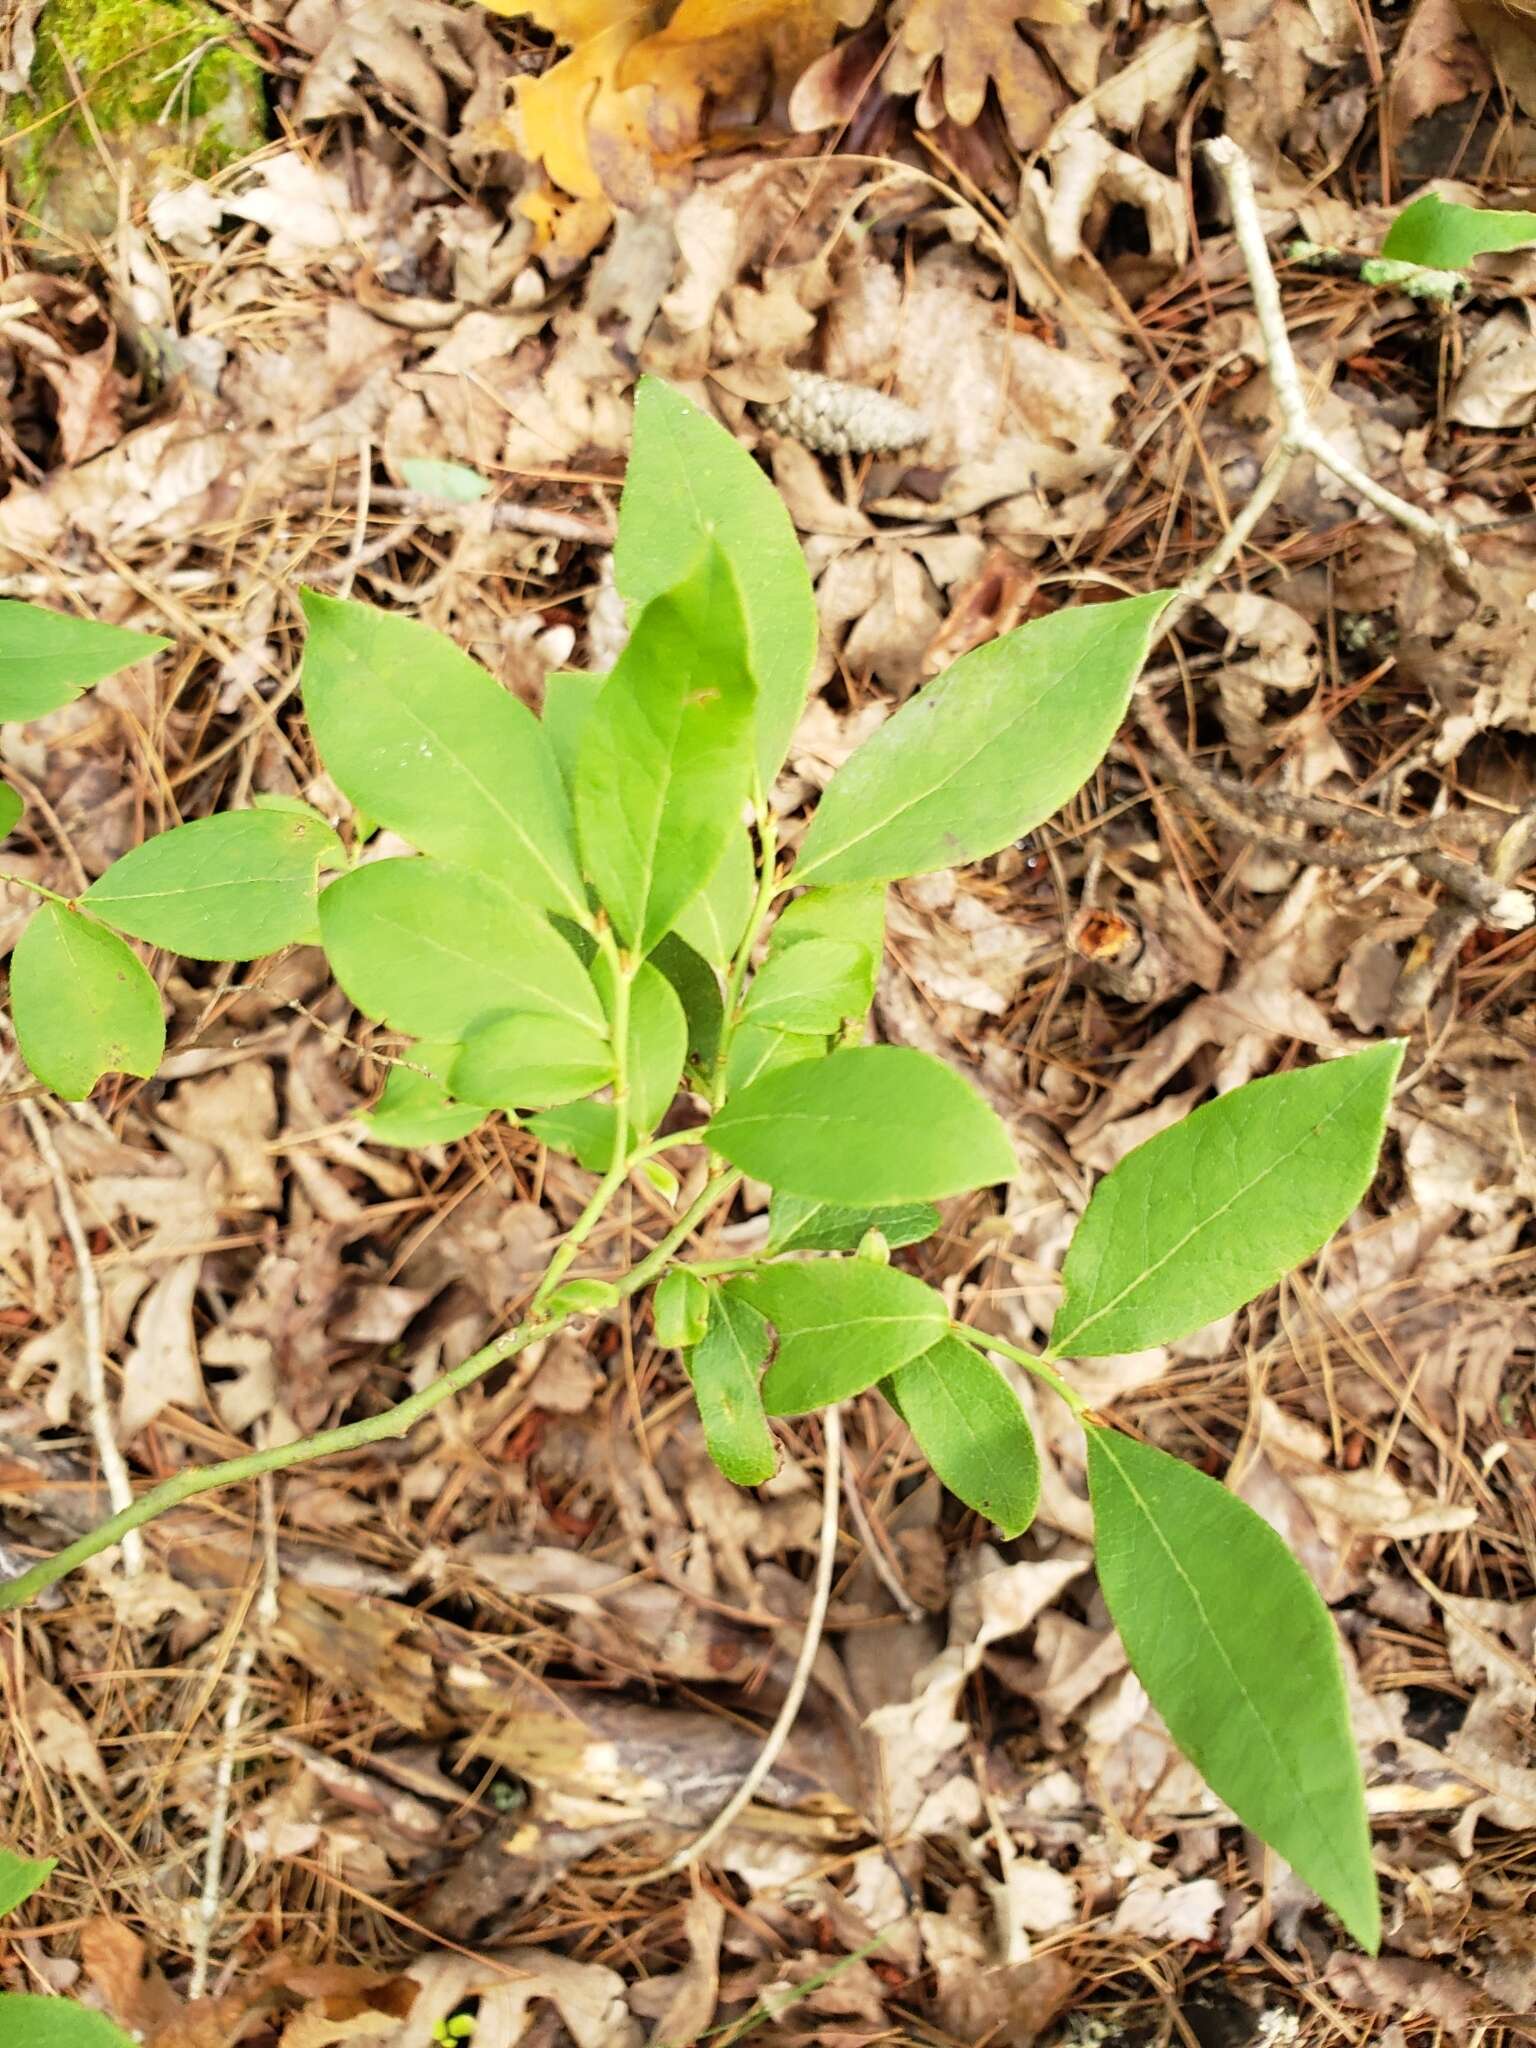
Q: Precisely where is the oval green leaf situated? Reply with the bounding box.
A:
[654,1268,711,1349]
[11,907,164,1100]
[884,1337,1039,1537]
[1382,191,1536,268]
[617,377,816,787]
[1086,1425,1379,1951]
[362,1041,488,1149]
[318,859,605,1043]
[729,1259,948,1415]
[741,937,873,1035]
[528,1099,617,1170]
[626,960,688,1135]
[1049,1043,1403,1359]
[451,1012,613,1110]
[575,542,756,955]
[0,601,168,723]
[793,592,1170,888]
[0,1995,137,2047]
[707,1045,1015,1206]
[687,1290,778,1484]
[650,931,724,1068]
[83,809,343,960]
[0,1846,55,1915]
[300,592,585,920]
[0,782,22,838]
[765,1193,940,1256]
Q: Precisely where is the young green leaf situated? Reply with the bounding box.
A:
[740,938,873,1035]
[884,1337,1038,1537]
[541,671,605,797]
[793,593,1170,887]
[0,1994,137,2047]
[650,931,724,1067]
[0,1846,55,1915]
[528,1099,617,1170]
[771,881,885,1013]
[626,961,688,1134]
[398,456,492,502]
[1381,191,1536,269]
[318,858,605,1042]
[362,1041,488,1148]
[687,1290,778,1484]
[300,592,586,920]
[766,1193,940,1256]
[1086,1425,1379,1950]
[83,809,343,960]
[617,377,816,787]
[0,600,168,722]
[0,781,21,838]
[10,907,164,1100]
[451,1012,614,1110]
[1049,1043,1403,1359]
[654,1268,711,1348]
[723,1022,824,1097]
[708,1046,1015,1205]
[674,829,755,969]
[729,1260,948,1415]
[575,541,756,954]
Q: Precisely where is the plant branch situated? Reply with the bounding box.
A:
[0,870,75,909]
[955,1326,1087,1417]
[714,805,781,1106]
[639,1403,842,1880]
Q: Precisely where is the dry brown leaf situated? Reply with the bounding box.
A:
[1448,306,1536,427]
[120,1255,206,1439]
[890,0,1076,149]
[1459,0,1536,114]
[1388,0,1493,126]
[1325,1952,1480,2028]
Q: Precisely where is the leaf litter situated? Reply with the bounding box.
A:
[1,0,1535,2043]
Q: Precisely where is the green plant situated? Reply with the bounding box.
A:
[0,1849,135,2044]
[0,378,1401,1951]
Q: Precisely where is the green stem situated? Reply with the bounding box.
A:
[712,805,780,1106]
[952,1325,1089,1417]
[0,871,75,909]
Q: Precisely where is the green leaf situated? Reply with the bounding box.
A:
[1381,191,1536,269]
[674,829,755,969]
[399,456,492,502]
[650,931,724,1068]
[542,1277,619,1317]
[575,542,756,954]
[1049,1043,1404,1359]
[1086,1425,1379,1950]
[528,1099,617,1170]
[362,1041,488,1148]
[741,937,873,1035]
[299,592,585,920]
[0,601,168,723]
[708,1046,1015,1206]
[0,1995,137,2047]
[884,1337,1038,1537]
[729,1259,948,1415]
[687,1290,778,1483]
[542,671,605,797]
[0,781,21,838]
[83,809,343,960]
[793,593,1170,887]
[723,1021,823,1097]
[626,961,688,1134]
[451,1012,613,1110]
[771,881,885,1013]
[654,1268,711,1348]
[11,907,164,1100]
[0,1846,55,1915]
[766,1193,940,1256]
[318,858,605,1042]
[617,377,816,788]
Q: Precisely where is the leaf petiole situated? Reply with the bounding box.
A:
[949,1325,1088,1417]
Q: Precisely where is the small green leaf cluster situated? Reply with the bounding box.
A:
[0,380,1406,1950]
[0,1847,134,2045]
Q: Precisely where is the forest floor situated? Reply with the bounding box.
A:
[1,3,1534,2045]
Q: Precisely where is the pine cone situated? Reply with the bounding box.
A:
[755,370,927,456]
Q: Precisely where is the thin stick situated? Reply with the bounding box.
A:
[640,1404,843,1880]
[18,1098,143,1576]
[841,1442,922,1625]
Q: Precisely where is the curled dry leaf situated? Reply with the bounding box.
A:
[887,0,1077,151]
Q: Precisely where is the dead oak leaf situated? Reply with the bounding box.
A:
[892,0,1081,149]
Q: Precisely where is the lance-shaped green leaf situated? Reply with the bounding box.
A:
[0,1846,55,1915]
[528,1099,617,1170]
[626,961,687,1134]
[1049,1043,1403,1359]
[771,881,885,1010]
[83,808,343,960]
[575,542,756,954]
[1382,191,1536,268]
[708,1046,1015,1206]
[318,859,605,1043]
[617,377,816,787]
[793,592,1170,887]
[362,1041,488,1149]
[884,1337,1038,1537]
[650,931,724,1067]
[0,782,21,838]
[10,907,164,1100]
[452,1012,613,1110]
[0,601,168,722]
[766,1192,940,1256]
[300,592,585,920]
[674,829,755,969]
[741,937,872,1035]
[687,1290,778,1483]
[1087,1425,1379,1950]
[729,1259,948,1415]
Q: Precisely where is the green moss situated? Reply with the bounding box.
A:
[15,0,266,236]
